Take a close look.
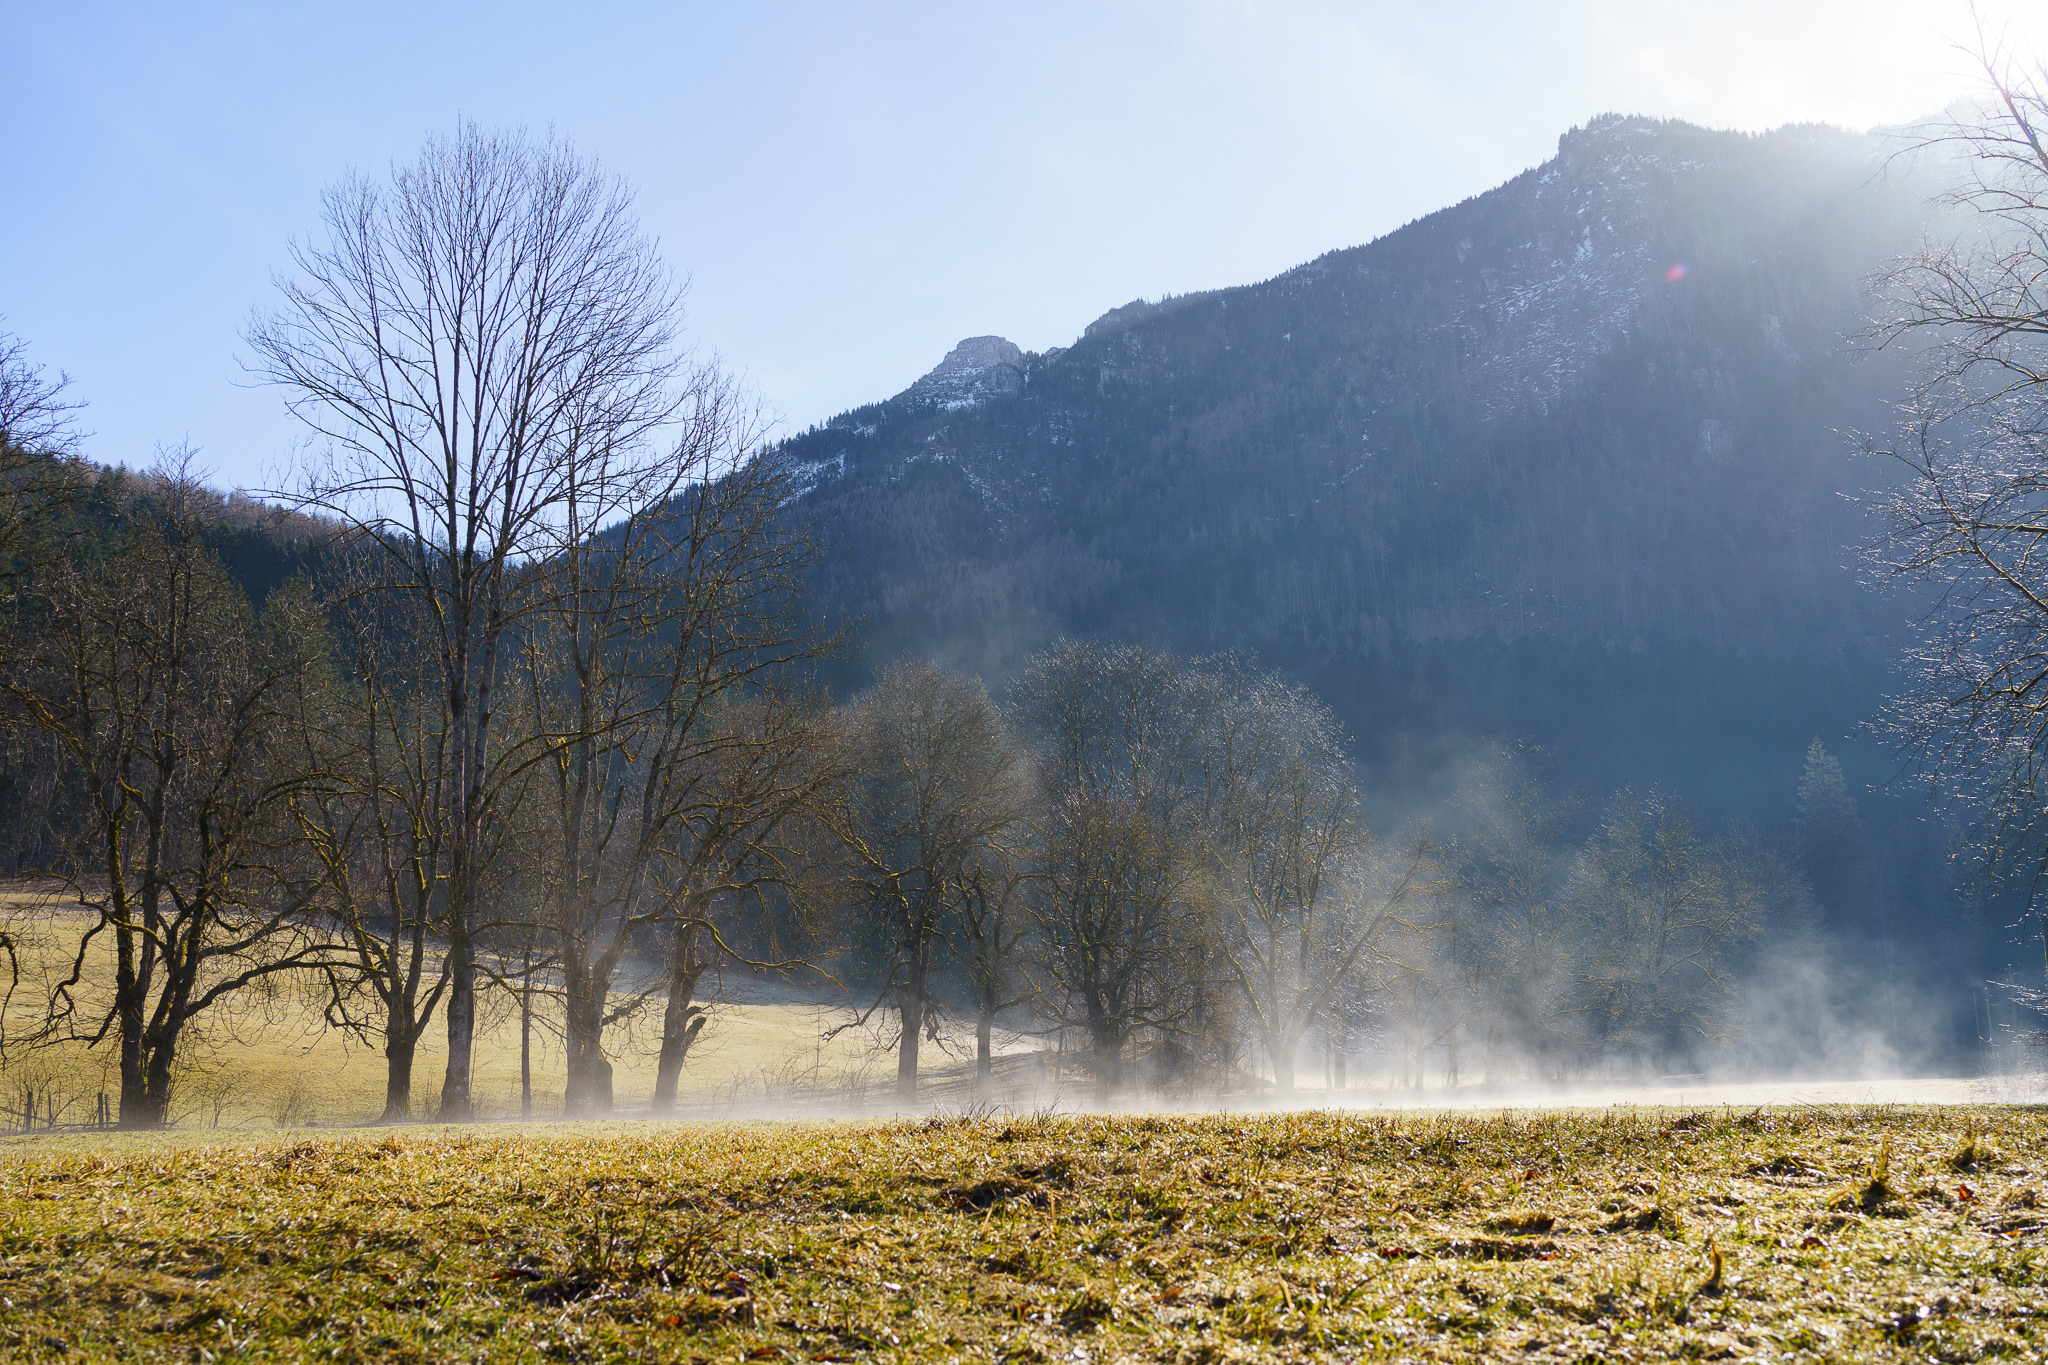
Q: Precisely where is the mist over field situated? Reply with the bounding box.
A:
[28,10,2048,1363]
[9,39,2048,1144]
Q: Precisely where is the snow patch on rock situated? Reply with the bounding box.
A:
[904,336,1026,409]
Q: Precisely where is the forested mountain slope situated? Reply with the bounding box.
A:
[778,115,1932,813]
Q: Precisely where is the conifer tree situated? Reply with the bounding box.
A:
[1793,739,1870,932]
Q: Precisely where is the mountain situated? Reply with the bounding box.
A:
[777,115,1937,820]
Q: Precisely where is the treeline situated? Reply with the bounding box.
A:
[0,447,1867,1126]
[0,440,834,1128]
[0,117,1956,1131]
[816,646,1822,1107]
[767,113,2014,1024]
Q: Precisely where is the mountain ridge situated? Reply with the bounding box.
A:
[773,113,1931,816]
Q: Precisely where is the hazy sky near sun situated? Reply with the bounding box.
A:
[5,0,2043,490]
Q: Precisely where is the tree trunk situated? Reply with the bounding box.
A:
[440,675,480,1120]
[1331,1022,1348,1092]
[1088,1009,1118,1106]
[117,998,152,1130]
[895,919,936,1107]
[1270,1031,1296,1100]
[563,958,606,1118]
[652,1009,705,1112]
[520,956,534,1120]
[112,911,172,1130]
[895,978,923,1106]
[134,1030,177,1130]
[382,1024,415,1124]
[976,1011,994,1102]
[440,911,475,1120]
[651,922,708,1114]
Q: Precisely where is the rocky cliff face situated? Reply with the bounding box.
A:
[901,335,1026,410]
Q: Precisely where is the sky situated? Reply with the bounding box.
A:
[5,0,2045,492]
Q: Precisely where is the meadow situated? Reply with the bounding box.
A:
[1,1104,2045,1362]
[0,896,1050,1130]
[4,894,2043,1362]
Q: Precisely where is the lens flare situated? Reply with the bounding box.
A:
[1665,262,1689,282]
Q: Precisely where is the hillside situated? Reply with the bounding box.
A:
[778,116,1932,817]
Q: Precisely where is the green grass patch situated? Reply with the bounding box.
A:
[3,1105,2046,1361]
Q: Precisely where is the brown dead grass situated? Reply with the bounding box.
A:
[1,1104,2045,1361]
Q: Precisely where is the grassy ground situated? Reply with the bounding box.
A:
[0,896,1047,1129]
[2,1104,2045,1362]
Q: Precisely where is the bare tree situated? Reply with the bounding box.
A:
[956,841,1035,1100]
[1566,788,1758,1073]
[827,660,1027,1104]
[1012,640,1205,1104]
[518,438,829,1117]
[0,325,88,582]
[283,563,455,1123]
[0,458,340,1127]
[650,691,847,1112]
[1868,37,2048,946]
[0,324,86,459]
[246,124,690,1117]
[1188,660,1433,1098]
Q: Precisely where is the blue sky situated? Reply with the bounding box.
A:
[5,0,2041,491]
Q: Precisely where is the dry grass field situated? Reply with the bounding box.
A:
[6,894,2044,1361]
[0,893,1049,1131]
[2,1105,2047,1362]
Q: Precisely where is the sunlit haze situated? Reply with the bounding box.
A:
[5,0,2043,488]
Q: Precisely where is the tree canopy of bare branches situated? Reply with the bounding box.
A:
[1869,39,2048,936]
[520,442,833,1117]
[826,660,1028,1103]
[0,324,86,460]
[0,325,89,580]
[1183,659,1433,1096]
[1,457,341,1127]
[246,122,718,1117]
